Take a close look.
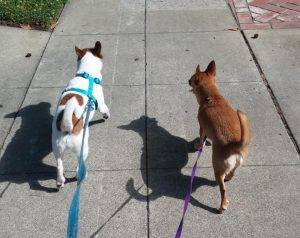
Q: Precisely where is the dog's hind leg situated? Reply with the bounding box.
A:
[52,139,66,188]
[225,154,243,182]
[215,172,229,213]
[74,133,89,180]
[213,149,230,213]
[56,157,66,187]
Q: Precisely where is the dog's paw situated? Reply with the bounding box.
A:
[218,207,226,214]
[194,142,202,150]
[205,140,212,146]
[219,199,229,213]
[103,111,110,119]
[56,177,66,188]
[101,105,110,119]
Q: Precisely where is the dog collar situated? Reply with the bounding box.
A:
[76,72,102,85]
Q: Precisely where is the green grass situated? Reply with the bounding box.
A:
[0,0,67,30]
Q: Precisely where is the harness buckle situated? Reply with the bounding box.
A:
[94,78,101,84]
[82,72,89,79]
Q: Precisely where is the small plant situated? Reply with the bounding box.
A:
[0,0,67,30]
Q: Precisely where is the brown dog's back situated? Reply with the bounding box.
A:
[199,95,251,156]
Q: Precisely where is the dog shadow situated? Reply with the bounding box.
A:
[0,102,59,193]
[118,116,218,214]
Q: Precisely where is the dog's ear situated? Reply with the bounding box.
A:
[94,41,102,57]
[196,64,201,74]
[205,60,216,76]
[75,46,84,58]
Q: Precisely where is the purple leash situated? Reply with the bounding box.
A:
[175,142,205,238]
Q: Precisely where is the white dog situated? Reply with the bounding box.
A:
[52,41,110,188]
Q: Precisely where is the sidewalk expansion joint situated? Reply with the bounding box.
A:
[28,81,260,89]
[53,28,237,38]
[54,32,144,37]
[147,80,260,86]
[0,86,31,90]
[144,1,150,237]
[30,84,146,89]
[1,163,298,177]
[147,29,239,35]
[145,163,300,171]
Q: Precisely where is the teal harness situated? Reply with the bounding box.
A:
[63,72,102,110]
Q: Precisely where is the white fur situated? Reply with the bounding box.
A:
[52,51,110,187]
[226,154,243,176]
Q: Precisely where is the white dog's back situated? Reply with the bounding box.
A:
[52,42,110,188]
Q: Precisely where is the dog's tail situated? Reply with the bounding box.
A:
[234,110,251,151]
[59,97,79,133]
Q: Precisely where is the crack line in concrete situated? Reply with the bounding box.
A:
[144,1,150,237]
[0,163,298,178]
[53,28,234,37]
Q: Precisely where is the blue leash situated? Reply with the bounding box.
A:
[66,71,100,238]
[67,98,93,238]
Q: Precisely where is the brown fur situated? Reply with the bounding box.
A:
[72,113,83,135]
[75,41,103,60]
[57,93,84,134]
[189,61,251,213]
[60,93,84,106]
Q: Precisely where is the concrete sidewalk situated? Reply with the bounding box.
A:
[0,0,299,237]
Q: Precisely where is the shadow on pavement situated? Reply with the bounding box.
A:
[118,116,218,214]
[0,102,58,193]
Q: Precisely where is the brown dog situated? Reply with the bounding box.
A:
[189,61,251,213]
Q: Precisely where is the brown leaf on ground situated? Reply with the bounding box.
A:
[50,21,58,30]
[251,33,259,39]
[227,28,238,31]
[25,53,32,58]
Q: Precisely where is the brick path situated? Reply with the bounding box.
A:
[228,0,300,29]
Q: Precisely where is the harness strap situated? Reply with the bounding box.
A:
[63,71,102,110]
[76,72,102,85]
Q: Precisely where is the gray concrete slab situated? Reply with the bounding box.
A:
[148,165,300,238]
[55,0,144,35]
[147,0,236,33]
[146,31,259,85]
[147,0,229,10]
[0,88,27,147]
[0,26,50,88]
[0,170,147,238]
[244,29,300,147]
[0,85,145,174]
[147,10,237,33]
[32,34,145,88]
[147,83,299,169]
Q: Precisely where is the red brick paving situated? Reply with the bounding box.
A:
[227,0,300,29]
